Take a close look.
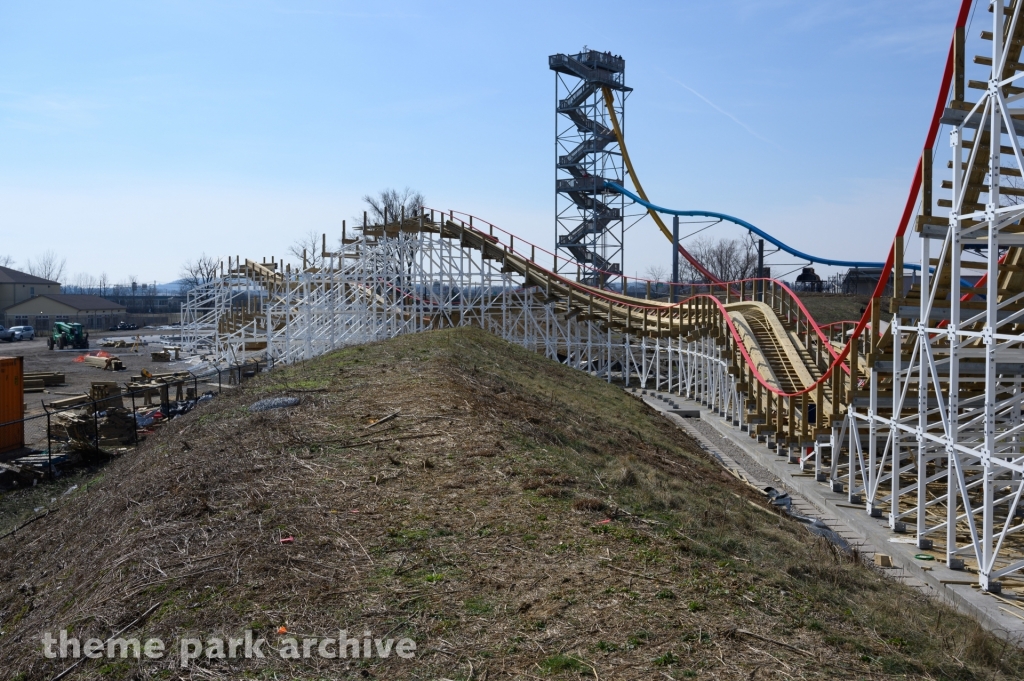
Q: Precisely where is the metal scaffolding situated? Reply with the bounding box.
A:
[852,3,1024,594]
[549,49,630,283]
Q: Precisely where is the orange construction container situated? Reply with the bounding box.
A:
[0,356,25,454]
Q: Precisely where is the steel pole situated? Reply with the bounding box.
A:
[757,238,765,301]
[671,215,680,302]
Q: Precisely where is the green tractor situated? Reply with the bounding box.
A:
[48,322,89,350]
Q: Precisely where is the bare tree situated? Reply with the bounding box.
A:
[998,170,1024,206]
[65,272,97,294]
[288,230,327,269]
[97,272,109,297]
[179,255,219,294]
[0,255,14,268]
[360,187,425,226]
[643,264,669,295]
[680,236,758,283]
[25,250,66,283]
[644,264,668,282]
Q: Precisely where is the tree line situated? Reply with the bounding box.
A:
[4,190,759,298]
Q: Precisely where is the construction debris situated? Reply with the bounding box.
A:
[90,382,124,410]
[52,409,136,452]
[0,460,44,486]
[151,350,171,362]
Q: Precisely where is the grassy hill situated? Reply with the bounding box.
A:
[0,327,1019,680]
[794,293,872,326]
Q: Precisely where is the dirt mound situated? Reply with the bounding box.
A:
[0,327,1019,679]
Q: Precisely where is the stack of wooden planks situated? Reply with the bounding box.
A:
[90,382,124,410]
[83,355,124,371]
[23,372,65,393]
[47,394,90,409]
[52,408,136,450]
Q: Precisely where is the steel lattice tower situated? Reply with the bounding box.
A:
[549,50,631,284]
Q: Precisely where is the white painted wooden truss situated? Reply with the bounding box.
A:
[851,2,1024,592]
[181,221,743,434]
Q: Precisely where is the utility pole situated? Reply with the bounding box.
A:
[671,215,680,302]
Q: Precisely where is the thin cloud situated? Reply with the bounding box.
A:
[846,23,951,55]
[664,75,785,151]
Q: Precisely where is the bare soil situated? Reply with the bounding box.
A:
[0,327,1019,680]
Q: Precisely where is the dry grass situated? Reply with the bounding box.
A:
[0,326,1020,680]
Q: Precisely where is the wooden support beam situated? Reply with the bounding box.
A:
[954,25,965,101]
[922,148,932,216]
[969,79,1024,96]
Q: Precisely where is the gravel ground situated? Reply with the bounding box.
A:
[2,328,189,450]
[635,390,786,491]
[685,415,787,489]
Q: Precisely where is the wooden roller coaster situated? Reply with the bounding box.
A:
[183,0,1024,594]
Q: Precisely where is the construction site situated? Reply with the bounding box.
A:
[4,1,1024,679]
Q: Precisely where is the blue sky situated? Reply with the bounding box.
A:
[0,0,967,283]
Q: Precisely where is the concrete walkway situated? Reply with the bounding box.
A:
[630,387,1024,647]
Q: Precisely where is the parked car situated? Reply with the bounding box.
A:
[0,325,15,342]
[8,325,34,340]
[108,321,138,331]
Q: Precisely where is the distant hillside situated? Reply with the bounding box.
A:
[153,280,185,294]
[0,327,1019,679]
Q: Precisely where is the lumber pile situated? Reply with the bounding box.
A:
[23,372,64,393]
[47,394,90,409]
[24,372,65,386]
[151,350,171,362]
[52,409,135,451]
[84,355,124,371]
[90,382,124,410]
